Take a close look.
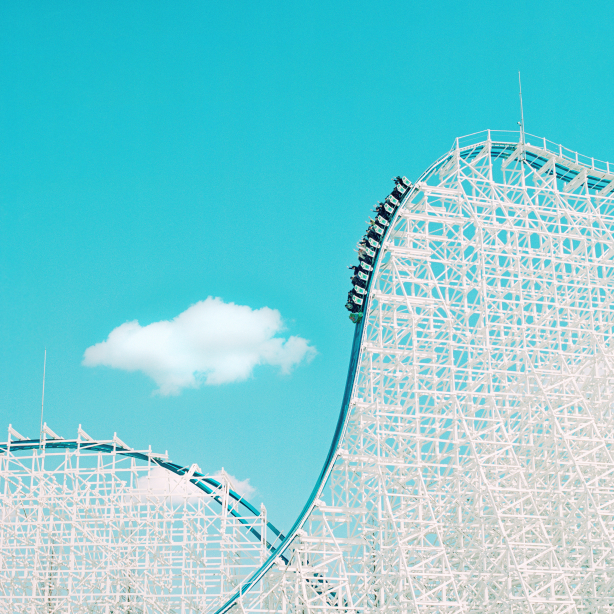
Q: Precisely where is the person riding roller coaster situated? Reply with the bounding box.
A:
[394,175,412,188]
[389,176,412,201]
[346,288,361,312]
[367,228,382,243]
[359,262,373,277]
[351,274,366,288]
[375,205,390,219]
[359,259,373,272]
[372,222,385,236]
[356,269,369,282]
[376,215,389,229]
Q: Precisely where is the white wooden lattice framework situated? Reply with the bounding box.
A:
[217,131,614,614]
[0,426,280,612]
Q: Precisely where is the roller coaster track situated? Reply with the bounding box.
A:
[214,130,614,613]
[0,434,286,557]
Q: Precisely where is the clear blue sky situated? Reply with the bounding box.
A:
[1,0,613,530]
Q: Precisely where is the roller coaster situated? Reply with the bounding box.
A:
[3,129,614,612]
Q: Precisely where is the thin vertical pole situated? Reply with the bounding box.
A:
[40,348,46,444]
[518,71,524,145]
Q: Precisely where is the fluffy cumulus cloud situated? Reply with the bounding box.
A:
[83,297,316,395]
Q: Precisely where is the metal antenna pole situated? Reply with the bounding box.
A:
[518,72,525,144]
[40,348,46,444]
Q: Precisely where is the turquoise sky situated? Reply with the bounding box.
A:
[1,0,613,530]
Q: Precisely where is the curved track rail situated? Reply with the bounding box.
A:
[0,435,286,559]
[213,129,614,613]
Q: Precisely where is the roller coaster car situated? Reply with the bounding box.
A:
[383,202,396,215]
[346,300,362,315]
[374,200,387,211]
[346,175,413,321]
[392,186,406,200]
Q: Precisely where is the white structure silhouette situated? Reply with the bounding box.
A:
[216,131,614,613]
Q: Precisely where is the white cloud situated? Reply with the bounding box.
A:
[83,297,316,395]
